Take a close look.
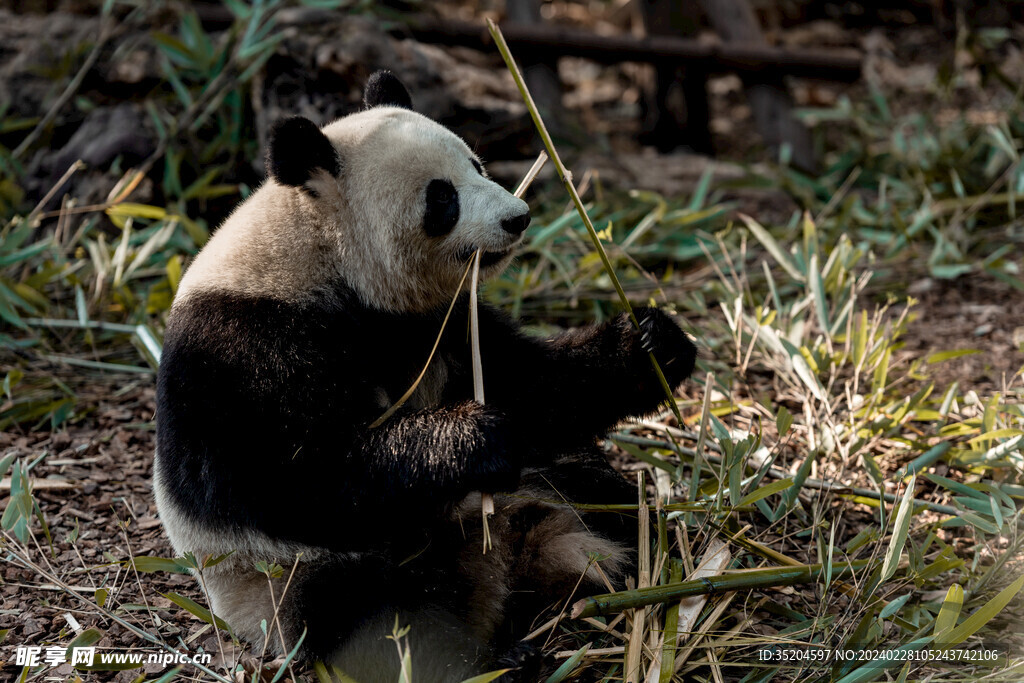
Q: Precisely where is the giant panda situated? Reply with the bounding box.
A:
[154,71,697,681]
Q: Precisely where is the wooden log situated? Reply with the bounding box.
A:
[699,0,817,171]
[395,16,862,82]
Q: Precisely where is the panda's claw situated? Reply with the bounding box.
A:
[640,330,653,353]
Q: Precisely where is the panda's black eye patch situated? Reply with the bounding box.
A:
[470,158,484,176]
[424,179,460,237]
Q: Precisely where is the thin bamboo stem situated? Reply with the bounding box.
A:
[486,18,686,427]
[473,151,547,551]
[369,261,474,428]
[571,559,874,619]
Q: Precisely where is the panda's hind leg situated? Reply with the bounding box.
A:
[330,609,488,683]
[454,447,636,652]
[290,554,491,682]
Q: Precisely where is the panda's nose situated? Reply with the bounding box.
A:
[501,212,531,235]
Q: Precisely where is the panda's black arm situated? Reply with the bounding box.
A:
[476,305,697,443]
[353,401,525,505]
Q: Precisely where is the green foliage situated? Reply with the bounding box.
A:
[785,87,1024,285]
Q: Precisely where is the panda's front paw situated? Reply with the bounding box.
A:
[625,307,697,390]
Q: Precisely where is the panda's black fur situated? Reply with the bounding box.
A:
[154,71,697,680]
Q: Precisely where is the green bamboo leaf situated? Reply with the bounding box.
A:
[738,478,794,507]
[0,241,51,268]
[782,451,816,509]
[152,32,195,66]
[162,591,231,630]
[942,574,1024,646]
[924,474,988,500]
[202,551,234,568]
[808,253,830,332]
[739,214,804,282]
[613,439,676,474]
[105,202,168,221]
[688,165,714,211]
[159,57,193,108]
[881,475,916,583]
[132,556,190,574]
[0,281,29,329]
[926,349,982,364]
[958,512,1001,535]
[545,643,590,683]
[776,405,793,437]
[933,584,963,637]
[65,628,104,660]
[967,428,1024,444]
[270,627,306,683]
[0,453,15,479]
[879,592,911,619]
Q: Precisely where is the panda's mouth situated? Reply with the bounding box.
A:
[460,247,513,268]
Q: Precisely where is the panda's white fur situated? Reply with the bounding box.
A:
[155,71,696,680]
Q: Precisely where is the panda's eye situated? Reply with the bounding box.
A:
[424,179,460,237]
[470,158,484,176]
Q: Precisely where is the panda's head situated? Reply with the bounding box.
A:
[262,71,530,313]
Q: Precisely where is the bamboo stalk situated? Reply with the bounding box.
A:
[571,559,873,619]
[486,19,686,427]
[473,151,548,552]
[625,472,649,682]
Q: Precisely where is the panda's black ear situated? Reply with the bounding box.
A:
[364,70,413,110]
[266,117,341,187]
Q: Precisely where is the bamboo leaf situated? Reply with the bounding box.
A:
[738,478,794,507]
[881,475,916,583]
[65,628,104,660]
[776,405,793,437]
[927,349,982,364]
[132,556,191,574]
[942,574,1024,646]
[270,627,306,683]
[544,643,590,683]
[879,592,911,619]
[925,473,988,500]
[739,214,804,282]
[932,584,963,637]
[162,591,231,630]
